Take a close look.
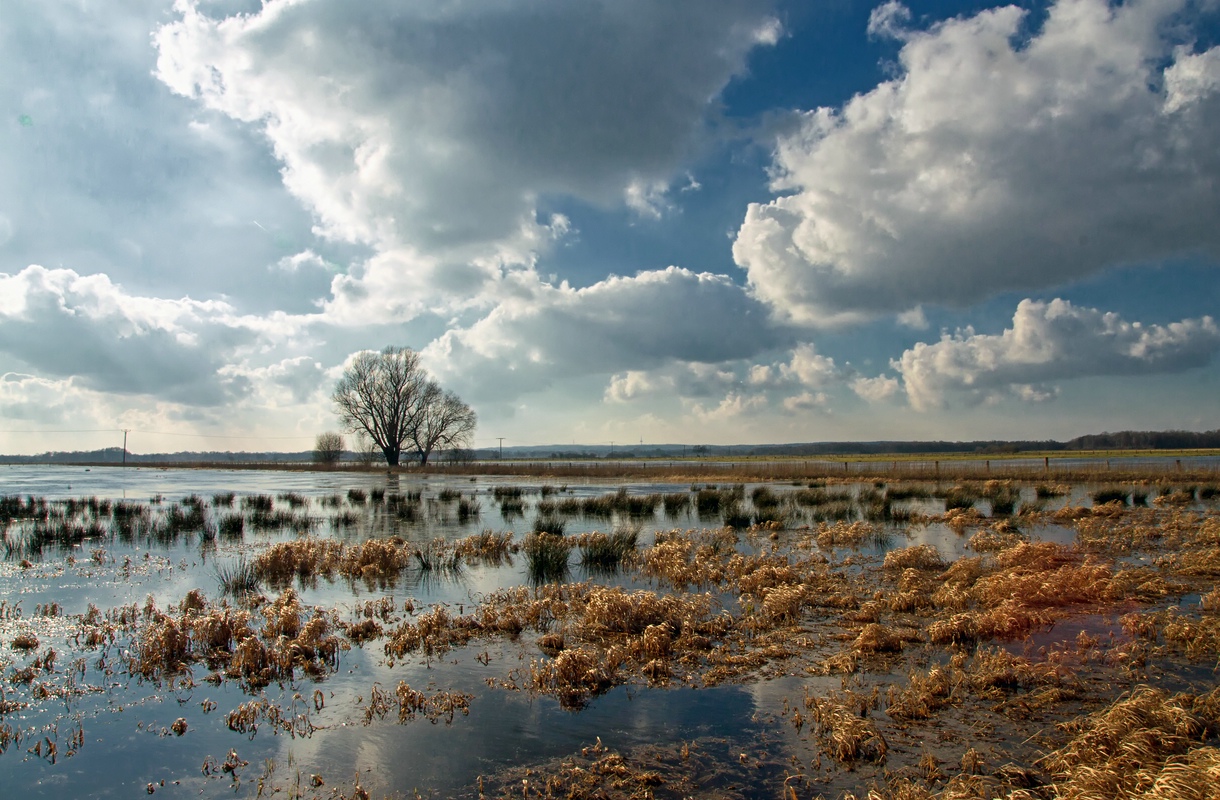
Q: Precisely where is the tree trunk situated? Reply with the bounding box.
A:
[383,447,400,467]
[419,449,431,467]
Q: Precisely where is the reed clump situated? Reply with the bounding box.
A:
[804,693,888,764]
[217,558,260,598]
[639,530,734,590]
[253,538,422,587]
[384,605,481,658]
[360,681,472,725]
[454,530,514,564]
[884,544,945,572]
[577,528,639,572]
[1038,686,1220,799]
[885,665,956,720]
[126,589,344,689]
[815,520,884,548]
[523,532,572,583]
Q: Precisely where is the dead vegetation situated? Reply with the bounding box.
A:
[126,588,347,689]
[360,681,472,725]
[8,475,1220,799]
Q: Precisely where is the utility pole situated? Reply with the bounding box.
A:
[497,437,505,459]
[121,429,129,465]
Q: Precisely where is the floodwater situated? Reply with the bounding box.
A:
[1,466,1216,798]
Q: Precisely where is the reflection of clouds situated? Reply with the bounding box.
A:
[741,673,841,755]
[905,522,969,562]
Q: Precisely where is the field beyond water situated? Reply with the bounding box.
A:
[2,465,1220,799]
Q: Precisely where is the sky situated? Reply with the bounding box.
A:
[1,0,1219,455]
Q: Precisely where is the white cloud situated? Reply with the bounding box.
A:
[894,298,1220,410]
[605,371,676,403]
[258,356,327,404]
[745,343,840,389]
[423,266,785,403]
[851,375,900,402]
[690,392,767,423]
[273,250,331,273]
[156,0,781,320]
[867,0,912,40]
[897,306,928,330]
[0,266,277,404]
[734,0,1220,325]
[782,390,829,413]
[0,373,96,428]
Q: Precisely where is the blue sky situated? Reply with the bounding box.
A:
[1,0,1218,455]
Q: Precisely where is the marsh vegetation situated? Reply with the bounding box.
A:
[1,467,1220,798]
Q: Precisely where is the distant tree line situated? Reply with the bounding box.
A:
[5,429,1219,465]
[1063,429,1220,450]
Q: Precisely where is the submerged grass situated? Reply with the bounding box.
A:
[12,471,1220,798]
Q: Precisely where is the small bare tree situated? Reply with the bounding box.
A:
[313,431,345,464]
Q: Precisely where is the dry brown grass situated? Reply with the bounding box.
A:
[640,528,737,589]
[360,681,472,725]
[253,537,427,587]
[853,623,907,654]
[482,738,669,800]
[884,544,945,572]
[1039,686,1220,799]
[10,634,39,651]
[453,530,514,564]
[804,693,888,764]
[127,589,345,689]
[816,520,882,548]
[885,665,957,721]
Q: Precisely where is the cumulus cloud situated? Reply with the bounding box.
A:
[747,343,840,388]
[690,392,768,423]
[603,342,846,421]
[734,0,1220,325]
[781,390,829,413]
[851,375,901,403]
[605,371,675,404]
[0,373,96,427]
[156,0,780,319]
[258,356,328,404]
[423,266,786,402]
[867,0,912,40]
[894,298,1220,410]
[0,266,263,404]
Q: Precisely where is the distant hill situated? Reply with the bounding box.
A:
[3,429,1216,465]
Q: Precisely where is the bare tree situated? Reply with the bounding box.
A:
[331,346,476,467]
[313,431,345,464]
[354,434,381,466]
[411,382,477,466]
[332,347,430,467]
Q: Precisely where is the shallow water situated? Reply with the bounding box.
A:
[1,466,1216,798]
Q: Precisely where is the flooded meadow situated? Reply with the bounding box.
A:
[2,465,1220,798]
